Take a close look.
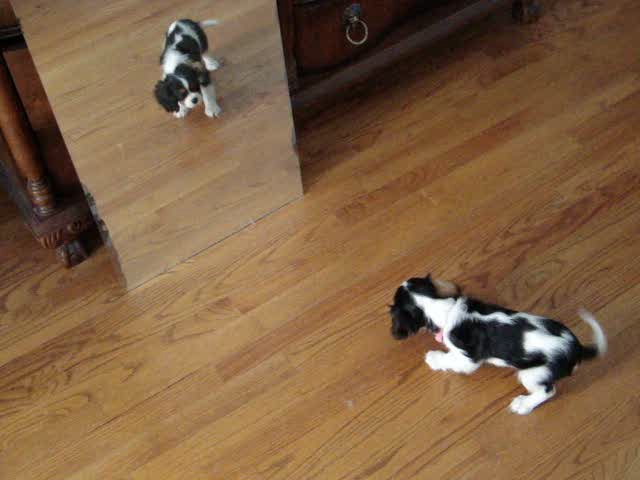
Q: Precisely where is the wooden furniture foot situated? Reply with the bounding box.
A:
[280,0,544,114]
[55,239,88,267]
[512,0,542,24]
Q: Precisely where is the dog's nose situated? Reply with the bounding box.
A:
[191,97,198,105]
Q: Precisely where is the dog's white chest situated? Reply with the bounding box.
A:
[163,50,186,75]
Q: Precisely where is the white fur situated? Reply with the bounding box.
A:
[486,358,510,367]
[203,53,220,71]
[510,367,556,415]
[199,19,220,28]
[202,83,221,117]
[523,329,572,357]
[180,23,203,49]
[162,50,188,77]
[413,290,605,415]
[411,295,456,330]
[396,278,608,415]
[185,91,202,106]
[578,309,607,355]
[473,311,515,324]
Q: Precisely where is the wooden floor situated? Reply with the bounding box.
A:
[1,1,639,478]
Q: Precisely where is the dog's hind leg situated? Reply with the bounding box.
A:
[510,366,556,415]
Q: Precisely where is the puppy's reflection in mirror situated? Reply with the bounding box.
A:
[154,19,222,119]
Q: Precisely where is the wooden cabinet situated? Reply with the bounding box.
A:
[291,0,425,72]
[278,0,541,112]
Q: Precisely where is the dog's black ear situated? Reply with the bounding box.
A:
[154,80,179,112]
[175,64,200,91]
[390,304,425,340]
[449,322,488,362]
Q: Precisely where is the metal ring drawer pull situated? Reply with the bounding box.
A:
[346,18,368,45]
[343,4,369,46]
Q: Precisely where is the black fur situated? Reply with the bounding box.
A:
[446,299,589,378]
[389,275,441,339]
[405,275,439,298]
[178,19,209,52]
[580,345,599,361]
[199,70,211,87]
[449,318,547,368]
[464,297,516,316]
[154,75,187,112]
[175,64,200,92]
[159,20,209,64]
[176,36,202,63]
[159,24,181,64]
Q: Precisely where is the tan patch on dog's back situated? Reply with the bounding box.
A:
[433,278,460,298]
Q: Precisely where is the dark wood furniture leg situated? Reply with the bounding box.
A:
[0,54,93,267]
[277,0,298,92]
[56,239,88,267]
[512,0,542,24]
[0,56,55,216]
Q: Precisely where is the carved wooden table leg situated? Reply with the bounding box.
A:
[29,202,94,267]
[512,0,542,24]
[0,53,95,268]
[56,239,88,267]
[0,56,56,216]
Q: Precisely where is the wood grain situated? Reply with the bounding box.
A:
[1,0,639,479]
[11,0,302,288]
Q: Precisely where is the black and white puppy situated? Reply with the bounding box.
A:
[154,19,221,119]
[390,274,607,415]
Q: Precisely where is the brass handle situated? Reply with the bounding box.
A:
[343,4,369,46]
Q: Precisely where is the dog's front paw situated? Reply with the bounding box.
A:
[173,110,186,119]
[425,350,447,371]
[204,58,221,71]
[205,104,222,118]
[509,395,534,415]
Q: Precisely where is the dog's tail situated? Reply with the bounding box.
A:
[200,19,220,28]
[578,308,607,361]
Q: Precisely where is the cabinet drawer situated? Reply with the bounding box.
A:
[293,0,423,72]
